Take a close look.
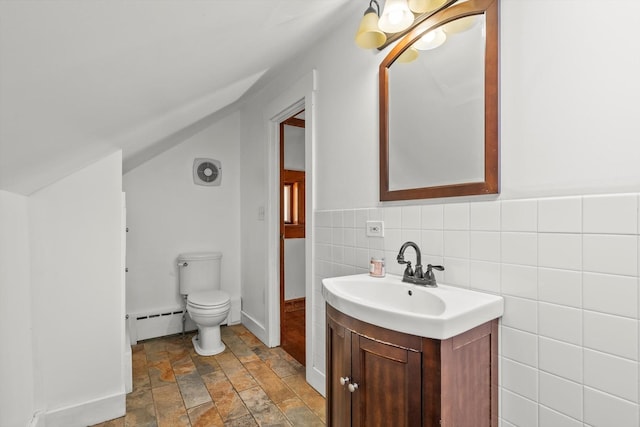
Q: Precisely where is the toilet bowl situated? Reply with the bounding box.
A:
[178,252,229,356]
[187,290,230,356]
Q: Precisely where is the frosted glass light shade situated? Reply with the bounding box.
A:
[408,0,447,14]
[379,0,414,33]
[397,46,419,63]
[355,10,387,49]
[413,28,446,50]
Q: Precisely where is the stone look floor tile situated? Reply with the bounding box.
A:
[89,327,325,427]
[188,402,224,427]
[152,383,190,427]
[243,361,296,404]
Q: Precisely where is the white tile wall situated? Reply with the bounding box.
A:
[313,193,640,426]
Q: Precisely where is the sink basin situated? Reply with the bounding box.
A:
[321,274,503,340]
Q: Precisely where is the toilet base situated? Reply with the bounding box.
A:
[192,328,225,356]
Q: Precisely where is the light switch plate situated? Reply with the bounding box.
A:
[366,220,384,237]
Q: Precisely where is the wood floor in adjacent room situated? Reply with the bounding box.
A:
[92,324,325,427]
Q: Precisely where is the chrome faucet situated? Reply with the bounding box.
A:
[396,241,444,287]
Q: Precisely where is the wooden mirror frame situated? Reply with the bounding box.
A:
[379,0,499,202]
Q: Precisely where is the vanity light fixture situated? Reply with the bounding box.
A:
[355,0,387,49]
[413,27,446,50]
[355,0,454,50]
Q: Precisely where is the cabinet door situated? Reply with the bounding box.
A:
[327,316,351,427]
[351,334,422,427]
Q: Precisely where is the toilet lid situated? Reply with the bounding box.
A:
[188,290,230,308]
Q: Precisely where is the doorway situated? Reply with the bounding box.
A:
[279,111,306,365]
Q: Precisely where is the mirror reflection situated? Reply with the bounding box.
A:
[379,0,499,201]
[388,14,486,191]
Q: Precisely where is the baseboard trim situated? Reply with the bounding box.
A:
[241,311,268,345]
[307,365,326,397]
[44,391,125,427]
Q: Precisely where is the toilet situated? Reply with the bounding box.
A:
[178,252,230,356]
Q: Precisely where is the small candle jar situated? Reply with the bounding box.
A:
[369,257,386,277]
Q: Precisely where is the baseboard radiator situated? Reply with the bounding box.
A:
[128,297,241,344]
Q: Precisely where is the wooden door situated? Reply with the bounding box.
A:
[350,334,422,427]
[279,114,306,365]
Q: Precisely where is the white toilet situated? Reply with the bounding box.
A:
[178,252,230,356]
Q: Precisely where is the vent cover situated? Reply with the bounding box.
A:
[193,158,221,186]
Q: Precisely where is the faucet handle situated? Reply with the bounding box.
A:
[403,261,414,277]
[427,264,444,272]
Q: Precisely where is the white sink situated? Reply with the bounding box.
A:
[321,274,503,340]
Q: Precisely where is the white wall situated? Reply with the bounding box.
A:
[29,151,124,426]
[0,190,34,427]
[238,0,640,424]
[123,111,241,317]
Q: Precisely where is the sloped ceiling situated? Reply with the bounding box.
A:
[0,0,352,195]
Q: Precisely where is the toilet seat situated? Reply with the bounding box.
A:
[188,290,230,309]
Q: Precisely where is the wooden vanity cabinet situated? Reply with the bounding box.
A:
[326,304,498,427]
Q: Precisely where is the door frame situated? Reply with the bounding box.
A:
[265,70,324,394]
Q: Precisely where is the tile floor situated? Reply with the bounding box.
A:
[92,324,325,427]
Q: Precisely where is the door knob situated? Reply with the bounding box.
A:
[339,376,350,386]
[348,383,359,392]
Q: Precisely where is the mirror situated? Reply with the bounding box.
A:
[379,0,498,201]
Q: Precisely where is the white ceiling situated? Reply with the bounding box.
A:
[0,0,352,195]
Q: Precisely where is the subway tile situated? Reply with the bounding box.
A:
[583,234,638,276]
[501,389,538,427]
[400,229,421,249]
[470,201,501,231]
[469,261,501,294]
[538,196,582,233]
[314,227,332,244]
[538,302,582,345]
[501,358,538,401]
[384,228,402,253]
[342,209,355,228]
[420,229,443,256]
[502,199,537,232]
[382,206,401,228]
[501,264,537,299]
[355,209,368,228]
[368,207,383,221]
[469,231,501,262]
[584,310,638,360]
[501,232,537,266]
[401,205,421,229]
[343,228,356,247]
[315,211,331,227]
[538,233,582,271]
[583,194,638,235]
[355,227,367,248]
[343,246,355,266]
[331,245,344,264]
[502,296,537,333]
[584,387,640,427]
[442,258,469,288]
[538,268,582,308]
[539,337,582,383]
[501,327,538,367]
[584,349,638,402]
[331,227,343,246]
[444,230,469,259]
[331,210,343,228]
[583,272,638,318]
[443,203,469,230]
[539,406,582,427]
[420,204,444,230]
[539,372,582,421]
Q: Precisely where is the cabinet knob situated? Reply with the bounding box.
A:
[339,376,350,386]
[348,383,359,393]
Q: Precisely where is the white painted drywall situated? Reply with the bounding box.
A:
[123,111,241,317]
[0,190,34,427]
[29,151,124,425]
[284,124,305,171]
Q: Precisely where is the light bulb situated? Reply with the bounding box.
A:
[413,28,446,50]
[378,0,414,33]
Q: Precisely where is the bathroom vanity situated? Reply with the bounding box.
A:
[322,274,502,427]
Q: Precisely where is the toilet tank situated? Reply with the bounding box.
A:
[178,252,222,295]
